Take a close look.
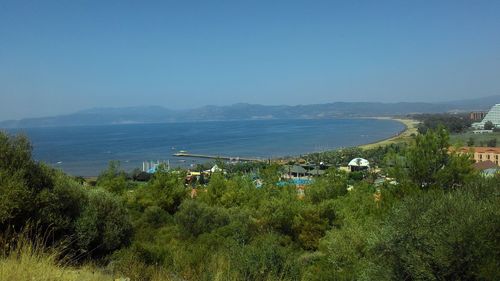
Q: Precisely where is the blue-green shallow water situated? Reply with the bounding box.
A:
[6,118,405,176]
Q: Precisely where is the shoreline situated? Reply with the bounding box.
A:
[357,117,419,150]
[76,117,418,178]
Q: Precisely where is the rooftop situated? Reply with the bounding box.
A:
[473,160,498,171]
[454,147,500,154]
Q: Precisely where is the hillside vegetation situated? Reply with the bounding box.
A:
[0,128,499,280]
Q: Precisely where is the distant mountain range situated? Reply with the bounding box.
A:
[1,95,499,128]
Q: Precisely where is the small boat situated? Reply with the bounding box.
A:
[179,150,188,153]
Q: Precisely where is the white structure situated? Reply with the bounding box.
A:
[348,158,370,171]
[472,104,500,129]
[142,160,170,173]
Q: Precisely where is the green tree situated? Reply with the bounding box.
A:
[467,137,475,147]
[0,132,55,230]
[487,138,497,147]
[390,127,474,189]
[97,161,130,194]
[484,120,494,130]
[292,206,329,250]
[75,188,132,258]
[306,169,348,204]
[147,167,187,214]
[203,172,227,206]
[174,200,229,237]
[372,181,500,280]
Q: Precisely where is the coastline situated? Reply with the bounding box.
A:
[56,118,418,178]
[357,117,419,150]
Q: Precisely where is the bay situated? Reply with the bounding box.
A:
[7,118,405,176]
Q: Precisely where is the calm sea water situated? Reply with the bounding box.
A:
[7,119,405,176]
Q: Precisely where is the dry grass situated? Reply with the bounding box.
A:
[0,235,112,281]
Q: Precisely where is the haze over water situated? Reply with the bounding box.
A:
[10,118,404,176]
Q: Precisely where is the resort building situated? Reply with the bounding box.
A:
[454,147,500,166]
[348,158,370,172]
[470,111,487,121]
[472,104,500,129]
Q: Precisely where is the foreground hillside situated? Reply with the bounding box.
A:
[0,128,499,280]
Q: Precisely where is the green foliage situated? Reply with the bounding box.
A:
[372,179,500,280]
[484,120,494,130]
[75,188,132,258]
[306,143,406,169]
[96,161,132,194]
[390,127,474,189]
[467,136,475,146]
[147,168,187,214]
[231,233,301,281]
[0,170,31,227]
[174,200,230,237]
[305,169,348,204]
[0,133,55,230]
[292,205,329,250]
[487,138,497,147]
[2,129,499,280]
[36,171,86,239]
[203,172,228,205]
[0,131,133,262]
[414,113,472,133]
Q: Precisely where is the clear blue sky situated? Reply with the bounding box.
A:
[1,0,499,120]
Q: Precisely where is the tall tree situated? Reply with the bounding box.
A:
[390,127,474,189]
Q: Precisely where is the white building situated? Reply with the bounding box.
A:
[472,104,500,129]
[348,158,370,172]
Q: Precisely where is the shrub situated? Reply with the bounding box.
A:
[174,200,230,237]
[75,188,132,259]
[372,181,500,280]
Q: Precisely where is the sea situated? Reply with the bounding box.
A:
[6,118,405,176]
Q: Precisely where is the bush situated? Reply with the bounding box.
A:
[306,169,348,204]
[174,200,230,237]
[232,234,301,281]
[148,169,187,214]
[75,188,132,259]
[372,181,500,280]
[97,161,133,194]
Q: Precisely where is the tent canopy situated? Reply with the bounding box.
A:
[348,158,370,167]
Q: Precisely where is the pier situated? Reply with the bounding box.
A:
[173,152,264,162]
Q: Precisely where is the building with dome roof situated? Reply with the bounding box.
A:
[348,158,370,172]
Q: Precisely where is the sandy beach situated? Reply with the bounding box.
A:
[358,117,420,149]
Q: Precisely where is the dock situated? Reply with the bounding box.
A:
[173,152,263,162]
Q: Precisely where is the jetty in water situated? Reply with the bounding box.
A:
[173,152,264,162]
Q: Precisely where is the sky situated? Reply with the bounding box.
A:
[1,0,499,120]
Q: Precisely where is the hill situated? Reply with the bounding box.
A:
[1,95,498,128]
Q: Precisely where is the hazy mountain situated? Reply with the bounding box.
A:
[1,96,498,128]
[437,95,500,111]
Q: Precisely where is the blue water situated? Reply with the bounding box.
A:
[7,119,404,176]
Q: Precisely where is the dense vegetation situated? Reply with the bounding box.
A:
[450,132,500,148]
[1,128,499,281]
[412,113,472,134]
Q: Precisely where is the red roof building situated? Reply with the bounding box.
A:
[453,147,500,166]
